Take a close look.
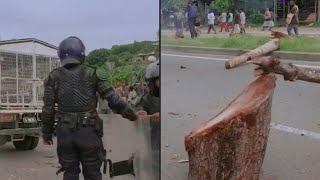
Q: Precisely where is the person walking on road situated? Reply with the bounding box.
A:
[287,0,299,36]
[232,9,241,34]
[185,0,198,38]
[41,36,138,180]
[226,10,234,32]
[173,8,184,38]
[219,10,227,32]
[262,8,272,31]
[240,9,246,33]
[207,10,217,34]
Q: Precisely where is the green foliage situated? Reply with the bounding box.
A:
[85,41,158,67]
[161,0,185,10]
[162,35,320,53]
[209,0,233,12]
[248,13,264,25]
[101,64,147,86]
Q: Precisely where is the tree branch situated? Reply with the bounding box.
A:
[251,56,320,84]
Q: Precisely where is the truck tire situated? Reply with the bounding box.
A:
[13,136,39,150]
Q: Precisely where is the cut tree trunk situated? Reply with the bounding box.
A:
[252,56,320,83]
[185,74,276,180]
[225,38,280,69]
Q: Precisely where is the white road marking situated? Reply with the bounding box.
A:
[162,53,320,140]
[161,53,229,61]
[271,123,320,140]
[162,53,320,69]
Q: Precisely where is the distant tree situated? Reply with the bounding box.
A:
[209,0,233,12]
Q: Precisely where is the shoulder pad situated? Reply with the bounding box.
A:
[96,67,109,81]
[84,65,96,77]
[46,68,60,82]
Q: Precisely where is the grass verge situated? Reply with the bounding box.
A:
[162,35,320,53]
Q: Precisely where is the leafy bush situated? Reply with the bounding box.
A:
[248,13,264,25]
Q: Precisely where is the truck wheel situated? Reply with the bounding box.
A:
[13,136,39,150]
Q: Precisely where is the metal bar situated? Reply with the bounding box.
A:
[0,128,41,136]
[0,109,42,114]
[0,102,43,106]
[16,53,18,103]
[32,54,37,104]
[0,49,58,58]
[49,56,52,72]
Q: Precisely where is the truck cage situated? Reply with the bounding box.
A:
[0,49,61,114]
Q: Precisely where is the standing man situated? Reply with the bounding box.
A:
[173,8,184,38]
[41,36,138,180]
[262,8,272,31]
[207,10,217,34]
[219,10,227,32]
[287,0,299,36]
[185,0,198,38]
[240,9,246,33]
[226,9,234,32]
[232,9,241,34]
[136,60,160,180]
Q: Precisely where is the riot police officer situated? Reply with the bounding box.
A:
[136,60,160,180]
[41,36,137,180]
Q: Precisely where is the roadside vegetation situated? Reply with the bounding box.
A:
[162,35,320,53]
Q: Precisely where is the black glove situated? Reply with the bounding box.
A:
[122,107,138,121]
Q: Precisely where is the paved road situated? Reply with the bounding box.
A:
[161,51,320,180]
[0,114,154,180]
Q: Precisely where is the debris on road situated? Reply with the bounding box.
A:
[168,112,179,116]
[171,154,178,160]
[165,144,169,147]
[178,159,189,163]
[225,37,280,69]
[180,65,190,69]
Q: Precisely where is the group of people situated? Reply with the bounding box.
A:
[41,37,160,180]
[172,0,299,39]
[172,1,247,39]
[217,9,246,34]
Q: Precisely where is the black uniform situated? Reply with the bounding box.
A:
[41,37,137,180]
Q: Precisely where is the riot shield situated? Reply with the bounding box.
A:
[101,113,156,180]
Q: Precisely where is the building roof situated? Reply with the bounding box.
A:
[0,38,58,50]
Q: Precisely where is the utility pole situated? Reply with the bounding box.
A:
[318,0,320,22]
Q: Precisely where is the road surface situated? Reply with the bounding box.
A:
[161,51,320,180]
[0,114,154,180]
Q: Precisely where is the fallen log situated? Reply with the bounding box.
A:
[251,56,320,83]
[185,74,276,180]
[270,30,289,39]
[225,38,280,69]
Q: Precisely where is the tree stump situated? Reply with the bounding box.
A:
[225,39,280,69]
[185,74,276,180]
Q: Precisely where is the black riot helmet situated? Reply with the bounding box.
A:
[57,36,86,66]
[145,60,159,97]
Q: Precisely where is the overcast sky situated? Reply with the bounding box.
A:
[0,0,159,52]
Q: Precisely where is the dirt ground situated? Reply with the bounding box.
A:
[0,114,154,180]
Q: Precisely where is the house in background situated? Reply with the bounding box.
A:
[0,38,58,57]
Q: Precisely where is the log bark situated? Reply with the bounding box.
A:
[270,31,289,39]
[225,39,280,69]
[185,74,276,180]
[252,56,320,83]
